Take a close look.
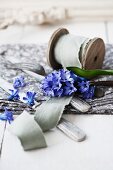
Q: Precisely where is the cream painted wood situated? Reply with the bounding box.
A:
[65,22,107,42]
[0,22,107,43]
[0,0,113,9]
[0,20,113,169]
[1,115,113,170]
[107,22,113,43]
[0,121,6,155]
[0,0,113,22]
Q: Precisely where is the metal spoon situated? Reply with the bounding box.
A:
[5,61,46,76]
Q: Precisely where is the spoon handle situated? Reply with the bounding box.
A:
[71,97,91,113]
[23,70,44,82]
[57,118,86,142]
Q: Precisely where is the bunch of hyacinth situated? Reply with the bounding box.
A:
[41,69,95,99]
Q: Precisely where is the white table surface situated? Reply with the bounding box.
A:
[1,114,113,170]
[0,21,113,170]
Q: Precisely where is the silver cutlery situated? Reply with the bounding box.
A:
[57,118,86,142]
[5,61,46,76]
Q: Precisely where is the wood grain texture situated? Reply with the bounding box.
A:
[1,114,113,170]
[0,121,6,156]
[0,0,113,22]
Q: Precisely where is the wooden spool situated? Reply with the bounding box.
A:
[47,28,105,70]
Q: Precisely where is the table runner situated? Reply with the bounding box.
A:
[0,43,113,114]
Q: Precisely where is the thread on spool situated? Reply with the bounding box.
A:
[48,28,105,70]
[54,34,90,68]
[79,38,90,63]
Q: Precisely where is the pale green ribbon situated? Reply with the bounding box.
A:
[9,97,72,150]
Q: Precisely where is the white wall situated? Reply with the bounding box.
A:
[0,0,113,21]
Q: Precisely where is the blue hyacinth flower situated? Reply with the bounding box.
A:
[8,89,20,101]
[82,86,95,99]
[41,69,77,97]
[78,80,90,93]
[13,76,26,89]
[0,108,14,124]
[41,69,95,99]
[23,91,36,106]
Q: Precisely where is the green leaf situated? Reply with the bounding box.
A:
[67,67,113,79]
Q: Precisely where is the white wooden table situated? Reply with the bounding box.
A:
[0,21,113,170]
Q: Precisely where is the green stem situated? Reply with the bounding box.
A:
[67,67,113,79]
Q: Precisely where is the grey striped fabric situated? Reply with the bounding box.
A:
[0,44,113,114]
